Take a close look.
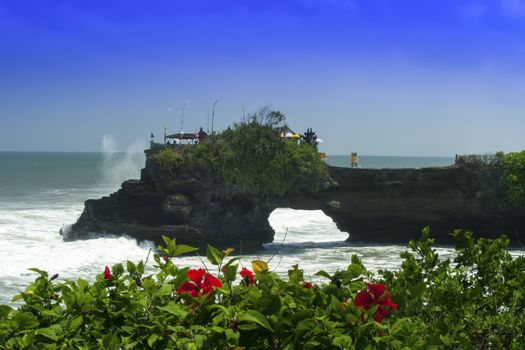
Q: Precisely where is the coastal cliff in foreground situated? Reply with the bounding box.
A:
[62,150,525,248]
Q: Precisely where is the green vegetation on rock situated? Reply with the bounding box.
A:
[155,108,327,198]
[1,230,524,349]
[456,151,525,210]
[497,150,525,209]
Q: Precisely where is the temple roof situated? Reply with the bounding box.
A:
[166,133,196,140]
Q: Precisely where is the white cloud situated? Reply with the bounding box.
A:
[501,0,525,17]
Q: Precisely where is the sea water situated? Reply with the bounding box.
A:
[0,152,521,305]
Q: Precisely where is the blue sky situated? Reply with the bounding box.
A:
[1,0,525,155]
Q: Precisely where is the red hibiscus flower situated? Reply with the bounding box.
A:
[303,282,313,289]
[177,268,222,297]
[240,267,255,285]
[354,283,397,322]
[104,266,112,281]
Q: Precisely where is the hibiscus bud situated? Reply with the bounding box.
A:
[50,273,59,281]
[163,256,170,262]
[230,319,238,332]
[104,266,113,281]
[331,277,342,288]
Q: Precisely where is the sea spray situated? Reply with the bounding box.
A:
[100,134,146,189]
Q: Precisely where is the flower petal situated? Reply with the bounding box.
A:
[177,281,199,297]
[204,273,222,289]
[374,306,389,322]
[354,290,373,309]
[187,268,206,284]
[382,292,398,309]
[104,266,112,281]
[240,267,253,279]
[367,283,386,301]
[303,282,313,289]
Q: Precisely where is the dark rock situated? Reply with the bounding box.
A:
[309,166,525,245]
[62,150,525,248]
[62,151,274,251]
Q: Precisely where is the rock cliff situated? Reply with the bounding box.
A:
[63,151,525,248]
[62,151,274,251]
[286,166,525,244]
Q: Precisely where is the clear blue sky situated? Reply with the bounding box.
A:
[1,0,525,156]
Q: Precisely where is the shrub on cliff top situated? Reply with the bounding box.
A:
[498,150,525,209]
[155,108,327,198]
[1,230,524,349]
[456,151,525,210]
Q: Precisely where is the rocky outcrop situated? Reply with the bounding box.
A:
[63,150,525,248]
[62,152,274,251]
[284,166,525,244]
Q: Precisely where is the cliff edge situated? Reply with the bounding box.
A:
[62,150,274,250]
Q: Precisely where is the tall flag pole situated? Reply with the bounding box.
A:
[165,106,172,145]
[180,100,189,135]
[164,119,167,145]
[207,108,210,133]
[211,99,218,134]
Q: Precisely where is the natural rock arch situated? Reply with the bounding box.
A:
[63,152,525,248]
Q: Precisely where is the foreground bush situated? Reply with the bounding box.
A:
[1,229,524,349]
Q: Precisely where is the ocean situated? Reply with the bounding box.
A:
[0,152,520,305]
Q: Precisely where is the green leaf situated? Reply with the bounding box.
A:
[162,235,176,251]
[256,294,281,316]
[206,244,222,265]
[69,316,83,331]
[126,260,137,274]
[222,264,238,281]
[137,261,145,274]
[346,263,364,278]
[112,263,124,275]
[222,247,235,257]
[36,327,59,341]
[238,310,274,332]
[0,305,12,319]
[332,335,353,349]
[102,333,121,350]
[11,294,23,303]
[159,284,173,296]
[147,334,159,347]
[314,270,331,279]
[19,332,34,347]
[158,302,188,320]
[440,335,453,346]
[225,257,241,266]
[28,267,48,277]
[173,244,198,257]
[15,312,39,329]
[76,278,89,291]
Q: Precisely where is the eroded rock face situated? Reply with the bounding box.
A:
[285,166,525,244]
[62,153,274,250]
[63,151,525,248]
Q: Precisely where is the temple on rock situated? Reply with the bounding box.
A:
[150,126,208,151]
